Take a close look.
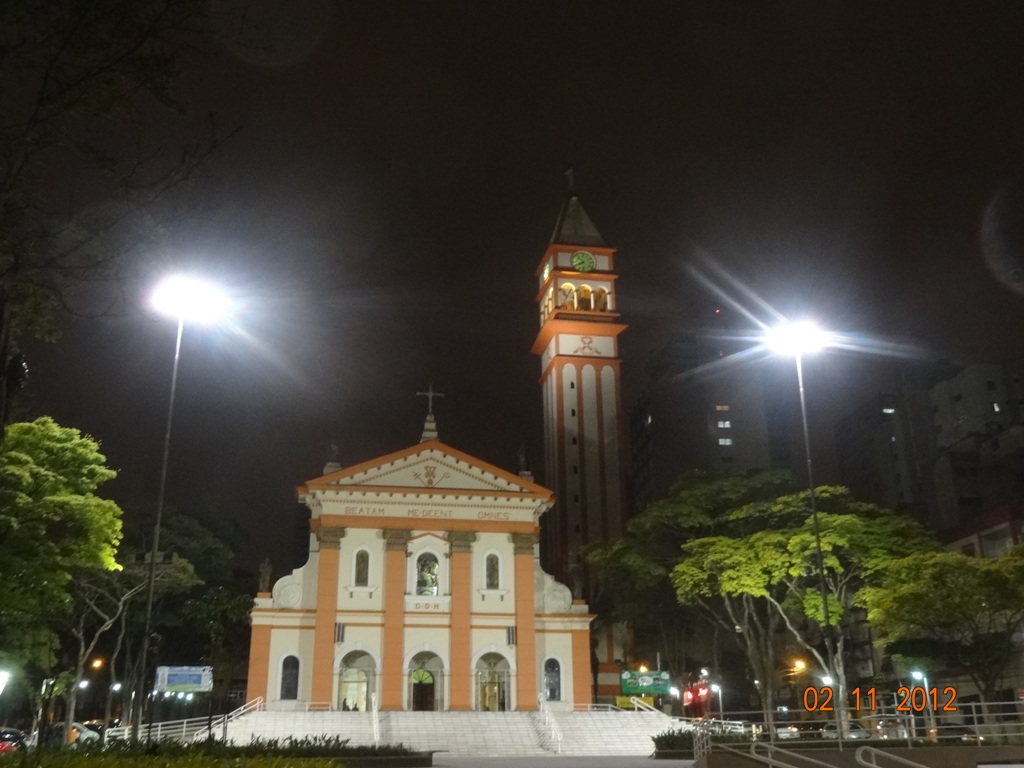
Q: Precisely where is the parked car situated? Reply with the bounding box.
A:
[821,722,871,740]
[25,722,101,748]
[0,728,27,753]
[937,725,983,743]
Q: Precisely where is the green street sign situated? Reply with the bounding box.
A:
[620,669,671,695]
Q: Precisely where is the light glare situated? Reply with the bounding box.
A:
[765,321,832,356]
[151,276,230,324]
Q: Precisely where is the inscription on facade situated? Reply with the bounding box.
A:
[337,505,520,522]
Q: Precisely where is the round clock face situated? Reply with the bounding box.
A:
[570,250,596,272]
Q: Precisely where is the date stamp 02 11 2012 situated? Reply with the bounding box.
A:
[802,686,959,713]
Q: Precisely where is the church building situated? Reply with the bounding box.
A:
[246,409,593,712]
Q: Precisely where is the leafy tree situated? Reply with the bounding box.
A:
[673,486,934,718]
[860,547,1024,702]
[587,469,798,709]
[0,0,221,420]
[0,417,123,667]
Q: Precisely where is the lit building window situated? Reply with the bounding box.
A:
[718,438,733,446]
[882,408,895,414]
[717,420,731,429]
[715,405,730,412]
[993,402,1001,412]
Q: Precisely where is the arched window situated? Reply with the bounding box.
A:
[544,658,561,701]
[577,285,593,311]
[416,552,439,596]
[485,553,499,590]
[559,283,576,309]
[593,287,608,312]
[354,550,369,587]
[281,655,300,700]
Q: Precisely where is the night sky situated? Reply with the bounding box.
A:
[21,1,1024,576]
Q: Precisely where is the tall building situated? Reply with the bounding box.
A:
[630,306,792,508]
[835,360,1024,553]
[531,191,627,585]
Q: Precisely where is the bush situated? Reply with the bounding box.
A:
[652,729,694,751]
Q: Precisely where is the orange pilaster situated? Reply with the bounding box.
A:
[513,533,538,710]
[246,620,271,702]
[573,626,593,705]
[448,532,476,710]
[311,528,344,706]
[381,530,410,710]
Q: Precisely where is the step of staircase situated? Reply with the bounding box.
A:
[224,709,676,757]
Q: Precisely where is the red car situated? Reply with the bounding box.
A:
[0,728,27,752]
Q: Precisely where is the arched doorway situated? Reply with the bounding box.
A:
[408,651,444,711]
[338,651,376,712]
[475,652,511,711]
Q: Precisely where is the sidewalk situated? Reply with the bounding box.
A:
[435,757,695,768]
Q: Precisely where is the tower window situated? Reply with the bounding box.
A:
[717,420,731,429]
[718,438,733,446]
[715,405,729,412]
[570,408,576,416]
[993,402,1001,412]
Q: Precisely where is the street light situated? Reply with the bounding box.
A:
[765,321,835,645]
[912,670,935,739]
[135,275,229,735]
[0,670,9,697]
[766,320,845,736]
[711,683,724,719]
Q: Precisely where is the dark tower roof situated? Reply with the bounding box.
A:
[549,194,606,247]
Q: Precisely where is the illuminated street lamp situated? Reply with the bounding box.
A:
[911,670,935,739]
[766,320,846,737]
[0,670,9,697]
[711,683,724,718]
[134,276,229,735]
[765,321,835,648]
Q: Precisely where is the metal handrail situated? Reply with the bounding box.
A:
[751,742,844,768]
[629,696,667,714]
[371,692,380,745]
[105,696,264,744]
[537,695,563,754]
[856,746,931,768]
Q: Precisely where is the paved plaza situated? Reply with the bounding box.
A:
[435,757,695,768]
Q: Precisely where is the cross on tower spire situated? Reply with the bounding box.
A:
[416,383,445,442]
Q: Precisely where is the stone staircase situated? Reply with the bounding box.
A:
[224,709,677,757]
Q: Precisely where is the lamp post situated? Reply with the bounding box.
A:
[765,321,843,732]
[912,670,934,740]
[134,276,228,737]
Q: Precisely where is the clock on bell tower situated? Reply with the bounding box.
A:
[531,187,628,586]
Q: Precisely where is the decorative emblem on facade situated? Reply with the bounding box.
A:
[573,335,602,356]
[413,463,450,488]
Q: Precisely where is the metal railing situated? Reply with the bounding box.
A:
[371,692,380,745]
[105,696,264,744]
[629,695,665,714]
[538,695,563,754]
[680,699,1024,748]
[856,746,931,768]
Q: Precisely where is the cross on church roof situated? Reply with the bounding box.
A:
[416,383,445,415]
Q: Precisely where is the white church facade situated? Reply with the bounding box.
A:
[246,429,594,713]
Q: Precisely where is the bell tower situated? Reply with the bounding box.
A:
[531,184,628,585]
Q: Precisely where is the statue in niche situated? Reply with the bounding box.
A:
[258,558,272,592]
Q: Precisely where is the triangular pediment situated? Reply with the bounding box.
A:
[301,439,551,500]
